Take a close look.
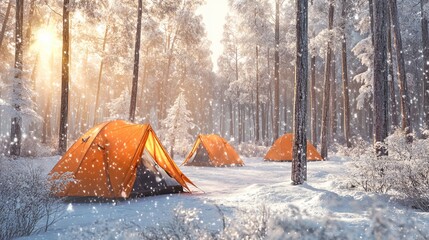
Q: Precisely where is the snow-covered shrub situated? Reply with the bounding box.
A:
[0,160,68,239]
[349,131,429,210]
[349,151,398,193]
[59,204,428,239]
[236,142,269,158]
[141,205,215,240]
[137,204,428,239]
[219,205,270,239]
[386,133,429,211]
[368,205,427,240]
[337,135,371,157]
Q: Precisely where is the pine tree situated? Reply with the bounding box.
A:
[161,92,194,158]
[107,88,131,120]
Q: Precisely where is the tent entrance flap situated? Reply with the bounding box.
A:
[187,143,211,166]
[131,149,183,196]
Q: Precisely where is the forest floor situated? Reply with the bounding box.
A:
[18,154,429,239]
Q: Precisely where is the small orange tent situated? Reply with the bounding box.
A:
[264,133,322,161]
[182,134,244,167]
[50,120,195,198]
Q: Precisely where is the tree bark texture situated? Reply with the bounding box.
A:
[0,0,12,51]
[330,56,337,140]
[129,0,142,122]
[387,5,398,130]
[273,0,280,142]
[341,0,351,148]
[389,0,412,142]
[292,0,308,185]
[255,45,260,142]
[10,0,24,156]
[421,0,429,129]
[310,55,317,144]
[320,0,334,160]
[373,0,389,156]
[58,0,70,154]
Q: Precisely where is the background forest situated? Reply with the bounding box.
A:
[0,0,427,158]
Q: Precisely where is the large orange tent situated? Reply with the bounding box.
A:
[264,133,323,161]
[50,120,195,199]
[182,134,244,167]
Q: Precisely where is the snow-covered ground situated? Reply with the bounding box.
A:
[19,155,429,239]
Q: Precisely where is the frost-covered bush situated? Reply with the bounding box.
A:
[60,204,428,239]
[349,131,429,210]
[236,143,269,158]
[138,204,428,240]
[337,136,371,157]
[349,151,399,193]
[0,160,68,239]
[141,205,215,240]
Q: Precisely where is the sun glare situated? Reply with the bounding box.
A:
[34,27,57,53]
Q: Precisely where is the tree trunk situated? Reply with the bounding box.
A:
[0,0,12,51]
[292,0,308,185]
[387,5,398,130]
[320,0,334,160]
[422,0,429,130]
[229,100,233,138]
[25,0,36,45]
[273,0,280,142]
[94,26,109,125]
[373,0,389,156]
[310,55,317,144]
[58,0,70,154]
[255,45,260,142]
[341,0,351,148]
[10,0,24,157]
[330,56,337,141]
[129,0,142,122]
[261,103,267,143]
[369,0,375,45]
[265,47,270,144]
[389,0,412,142]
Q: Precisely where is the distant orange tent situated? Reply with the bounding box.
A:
[50,120,195,199]
[182,134,244,167]
[264,133,323,161]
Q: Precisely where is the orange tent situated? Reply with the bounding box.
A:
[264,133,323,161]
[50,120,195,198]
[182,134,244,167]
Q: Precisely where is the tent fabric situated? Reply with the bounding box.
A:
[264,133,323,162]
[182,134,244,167]
[49,120,195,198]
